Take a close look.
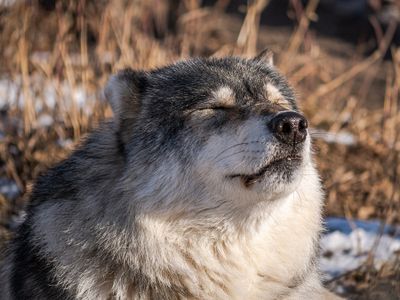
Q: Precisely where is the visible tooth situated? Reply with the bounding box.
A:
[287,157,292,161]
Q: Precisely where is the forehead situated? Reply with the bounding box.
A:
[146,57,296,109]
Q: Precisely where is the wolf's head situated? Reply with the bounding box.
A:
[105,53,316,215]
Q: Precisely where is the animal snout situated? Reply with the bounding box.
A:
[268,111,308,144]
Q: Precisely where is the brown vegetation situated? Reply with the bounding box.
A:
[0,0,399,298]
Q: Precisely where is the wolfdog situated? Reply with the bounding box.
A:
[1,51,342,299]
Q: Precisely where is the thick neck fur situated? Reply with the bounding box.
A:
[28,124,323,300]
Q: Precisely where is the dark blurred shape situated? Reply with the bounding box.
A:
[38,0,56,11]
[204,0,400,55]
[325,217,400,237]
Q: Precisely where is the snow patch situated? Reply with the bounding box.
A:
[0,178,20,201]
[310,129,356,146]
[0,76,98,112]
[320,218,400,280]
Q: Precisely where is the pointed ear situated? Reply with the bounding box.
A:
[104,68,147,129]
[254,48,274,66]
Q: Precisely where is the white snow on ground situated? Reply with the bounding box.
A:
[0,178,20,200]
[37,113,54,127]
[0,0,16,7]
[0,76,98,113]
[309,128,357,146]
[0,78,19,108]
[320,228,400,280]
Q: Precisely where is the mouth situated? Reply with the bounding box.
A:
[228,155,302,187]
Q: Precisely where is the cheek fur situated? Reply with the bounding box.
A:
[194,118,271,174]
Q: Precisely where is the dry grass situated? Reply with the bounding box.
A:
[0,0,399,297]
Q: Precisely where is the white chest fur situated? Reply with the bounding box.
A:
[137,185,322,300]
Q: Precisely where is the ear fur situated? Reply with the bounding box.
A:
[104,68,147,143]
[254,48,274,66]
[105,68,146,125]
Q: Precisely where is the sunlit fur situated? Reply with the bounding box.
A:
[0,56,343,299]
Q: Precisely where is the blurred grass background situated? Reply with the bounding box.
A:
[0,0,399,298]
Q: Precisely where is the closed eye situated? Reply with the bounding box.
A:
[187,105,234,115]
[198,106,232,111]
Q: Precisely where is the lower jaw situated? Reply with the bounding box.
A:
[234,159,302,188]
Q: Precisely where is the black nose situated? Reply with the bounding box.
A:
[268,111,308,144]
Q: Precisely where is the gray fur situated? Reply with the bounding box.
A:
[0,56,339,299]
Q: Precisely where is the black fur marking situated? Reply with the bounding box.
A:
[11,221,72,300]
[116,129,127,159]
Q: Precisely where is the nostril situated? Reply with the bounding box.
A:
[298,119,308,132]
[281,122,292,135]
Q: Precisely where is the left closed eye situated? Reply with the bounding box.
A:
[197,106,233,111]
[186,105,234,118]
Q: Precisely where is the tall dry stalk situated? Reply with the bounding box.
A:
[286,0,319,55]
[237,0,270,56]
[308,19,397,106]
[18,7,36,133]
